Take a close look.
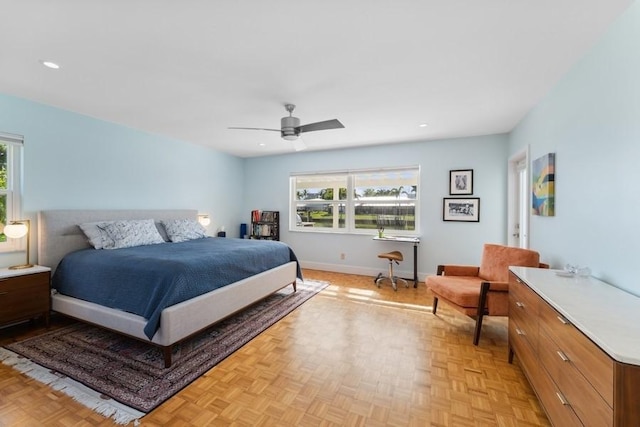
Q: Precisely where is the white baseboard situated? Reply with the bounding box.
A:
[299,261,425,282]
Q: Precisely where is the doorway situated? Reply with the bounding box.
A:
[507,147,529,248]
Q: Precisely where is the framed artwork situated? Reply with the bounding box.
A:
[532,153,555,216]
[449,169,473,195]
[443,198,480,222]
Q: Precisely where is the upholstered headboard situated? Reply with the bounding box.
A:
[37,209,198,271]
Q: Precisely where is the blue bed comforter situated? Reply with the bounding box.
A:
[52,237,302,339]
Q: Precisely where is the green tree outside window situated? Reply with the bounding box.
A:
[0,144,8,242]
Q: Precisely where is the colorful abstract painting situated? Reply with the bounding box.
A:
[532,153,555,216]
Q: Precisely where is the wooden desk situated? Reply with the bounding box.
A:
[373,236,420,287]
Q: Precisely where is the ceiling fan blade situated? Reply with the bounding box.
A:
[297,119,344,133]
[292,138,307,151]
[228,127,281,132]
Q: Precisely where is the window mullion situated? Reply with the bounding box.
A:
[346,175,355,232]
[332,183,339,229]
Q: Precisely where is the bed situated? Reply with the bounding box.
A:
[38,209,300,367]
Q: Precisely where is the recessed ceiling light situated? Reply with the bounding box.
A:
[40,60,60,69]
[258,142,266,147]
[419,123,428,128]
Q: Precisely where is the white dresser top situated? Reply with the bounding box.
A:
[0,265,51,279]
[510,266,640,366]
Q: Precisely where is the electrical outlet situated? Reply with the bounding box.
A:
[340,253,346,260]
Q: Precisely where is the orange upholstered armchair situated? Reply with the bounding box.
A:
[425,243,547,345]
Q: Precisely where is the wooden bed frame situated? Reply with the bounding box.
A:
[37,209,298,367]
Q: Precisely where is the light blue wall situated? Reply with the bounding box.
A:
[9,0,635,285]
[1,89,509,277]
[244,135,509,279]
[509,2,640,294]
[0,94,244,267]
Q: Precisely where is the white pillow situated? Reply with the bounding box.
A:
[99,219,165,249]
[79,221,115,250]
[162,219,207,243]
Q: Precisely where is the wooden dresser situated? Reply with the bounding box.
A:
[508,267,640,426]
[0,266,51,328]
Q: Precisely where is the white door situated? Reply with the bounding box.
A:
[508,148,529,248]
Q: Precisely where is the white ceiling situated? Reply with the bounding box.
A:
[0,1,632,158]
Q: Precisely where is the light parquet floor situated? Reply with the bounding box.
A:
[0,269,550,426]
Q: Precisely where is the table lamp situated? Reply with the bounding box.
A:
[198,214,211,227]
[4,219,33,269]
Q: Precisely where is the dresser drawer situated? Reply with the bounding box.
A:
[509,316,540,387]
[509,274,539,350]
[538,298,614,407]
[510,273,540,313]
[535,361,583,427]
[0,271,50,288]
[539,329,612,427]
[0,271,50,325]
[510,283,540,318]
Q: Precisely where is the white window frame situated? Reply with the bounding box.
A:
[290,166,420,235]
[0,132,24,252]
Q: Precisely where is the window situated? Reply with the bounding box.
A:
[291,166,419,235]
[0,133,24,250]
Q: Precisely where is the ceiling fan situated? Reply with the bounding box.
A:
[229,104,344,151]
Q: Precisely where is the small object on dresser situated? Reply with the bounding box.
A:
[555,270,575,277]
[557,263,590,278]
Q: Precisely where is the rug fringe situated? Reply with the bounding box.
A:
[0,348,144,425]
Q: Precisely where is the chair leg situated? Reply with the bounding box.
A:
[432,265,442,314]
[388,260,397,291]
[473,313,485,345]
[474,282,490,345]
[376,259,407,291]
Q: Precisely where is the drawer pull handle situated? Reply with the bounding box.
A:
[556,392,569,406]
[556,315,569,325]
[556,350,570,362]
[515,301,525,308]
[516,328,525,336]
[516,278,522,283]
[0,291,7,296]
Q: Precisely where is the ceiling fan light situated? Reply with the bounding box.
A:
[282,134,298,141]
[40,60,60,69]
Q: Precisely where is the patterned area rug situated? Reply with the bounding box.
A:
[0,279,327,425]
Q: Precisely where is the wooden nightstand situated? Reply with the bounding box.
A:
[0,266,51,328]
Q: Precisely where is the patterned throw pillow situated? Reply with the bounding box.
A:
[79,221,115,249]
[99,219,165,249]
[162,219,207,243]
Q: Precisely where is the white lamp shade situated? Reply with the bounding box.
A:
[198,215,211,227]
[4,222,28,239]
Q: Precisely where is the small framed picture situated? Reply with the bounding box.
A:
[443,198,480,222]
[449,169,473,195]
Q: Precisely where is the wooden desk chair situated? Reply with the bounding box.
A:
[374,250,408,291]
